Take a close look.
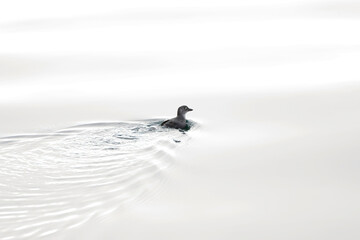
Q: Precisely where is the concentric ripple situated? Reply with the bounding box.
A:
[0,119,197,240]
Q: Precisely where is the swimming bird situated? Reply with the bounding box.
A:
[161,105,193,129]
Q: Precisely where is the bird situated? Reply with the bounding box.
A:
[161,105,193,129]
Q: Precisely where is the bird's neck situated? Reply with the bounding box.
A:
[177,114,186,121]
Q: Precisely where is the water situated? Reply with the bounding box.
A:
[2,0,360,239]
[0,120,197,239]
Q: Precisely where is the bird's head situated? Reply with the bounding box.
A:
[177,105,193,117]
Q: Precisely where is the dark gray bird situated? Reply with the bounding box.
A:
[161,105,193,129]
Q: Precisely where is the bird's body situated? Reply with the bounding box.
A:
[161,105,193,130]
[161,117,187,129]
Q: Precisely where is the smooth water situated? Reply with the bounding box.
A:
[2,0,360,239]
[0,120,197,239]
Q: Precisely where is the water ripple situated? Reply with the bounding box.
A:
[0,119,197,239]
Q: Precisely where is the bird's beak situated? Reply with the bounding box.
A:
[188,108,193,111]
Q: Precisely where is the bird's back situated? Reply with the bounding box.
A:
[161,117,186,129]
